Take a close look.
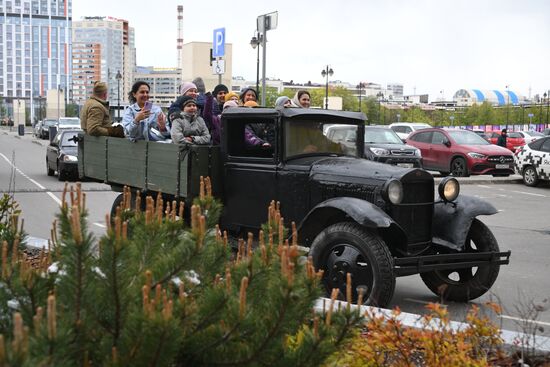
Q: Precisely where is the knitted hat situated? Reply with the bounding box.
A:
[223,100,239,110]
[240,88,258,102]
[213,84,229,97]
[224,92,239,102]
[93,81,107,95]
[244,100,259,107]
[192,77,206,94]
[180,95,197,108]
[275,96,291,107]
[180,82,197,95]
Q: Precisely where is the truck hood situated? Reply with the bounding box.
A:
[309,156,429,184]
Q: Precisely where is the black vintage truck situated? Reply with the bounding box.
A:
[78,107,510,307]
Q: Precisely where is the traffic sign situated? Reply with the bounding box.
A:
[212,28,225,57]
[212,59,225,75]
[528,113,534,117]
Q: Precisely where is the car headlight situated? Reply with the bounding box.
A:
[369,147,390,156]
[438,177,460,202]
[63,155,77,162]
[467,152,486,159]
[414,149,421,157]
[382,179,403,204]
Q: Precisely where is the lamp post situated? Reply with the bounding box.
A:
[376,92,384,123]
[396,113,401,123]
[321,66,333,109]
[545,91,549,126]
[57,84,61,121]
[116,70,122,122]
[450,115,455,127]
[505,85,509,130]
[249,33,261,94]
[357,82,365,112]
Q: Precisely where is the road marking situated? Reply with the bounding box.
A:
[510,190,546,197]
[404,298,447,307]
[0,152,62,206]
[94,222,106,228]
[500,314,550,327]
[477,185,491,188]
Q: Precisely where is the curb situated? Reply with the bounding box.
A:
[315,298,550,352]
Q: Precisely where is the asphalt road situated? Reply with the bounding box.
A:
[1,127,549,337]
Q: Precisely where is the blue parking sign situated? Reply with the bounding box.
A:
[212,28,225,57]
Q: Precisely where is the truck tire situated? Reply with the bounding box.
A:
[309,222,395,307]
[420,219,500,302]
[522,166,539,187]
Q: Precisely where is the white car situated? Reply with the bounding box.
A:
[514,136,550,187]
[389,122,431,140]
[57,117,81,130]
[516,130,544,144]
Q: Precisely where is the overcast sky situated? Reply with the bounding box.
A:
[73,0,550,101]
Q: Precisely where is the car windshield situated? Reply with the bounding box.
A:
[60,132,78,147]
[448,130,490,145]
[365,128,403,144]
[285,120,357,158]
[58,118,80,127]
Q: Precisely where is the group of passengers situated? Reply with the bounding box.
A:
[80,78,313,147]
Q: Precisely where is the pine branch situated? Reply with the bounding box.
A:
[111,242,121,345]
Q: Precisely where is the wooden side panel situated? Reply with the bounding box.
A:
[107,139,147,189]
[146,143,188,196]
[80,135,107,181]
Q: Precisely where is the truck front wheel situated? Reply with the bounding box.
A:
[420,219,500,302]
[309,222,395,307]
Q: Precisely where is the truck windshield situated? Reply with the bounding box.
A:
[284,120,357,158]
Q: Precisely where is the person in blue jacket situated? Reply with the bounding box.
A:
[122,81,170,142]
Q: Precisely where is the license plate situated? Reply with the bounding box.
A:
[495,164,509,169]
[396,163,414,168]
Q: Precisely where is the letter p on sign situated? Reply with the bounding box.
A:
[212,28,225,57]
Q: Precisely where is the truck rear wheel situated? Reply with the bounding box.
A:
[420,219,500,302]
[309,222,395,307]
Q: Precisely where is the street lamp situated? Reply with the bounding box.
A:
[357,82,365,112]
[321,66,333,109]
[249,33,262,95]
[505,85,509,130]
[545,91,549,126]
[376,92,384,123]
[116,70,122,122]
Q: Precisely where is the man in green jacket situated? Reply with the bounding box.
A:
[80,81,124,137]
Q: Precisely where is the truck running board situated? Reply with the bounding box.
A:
[393,250,511,277]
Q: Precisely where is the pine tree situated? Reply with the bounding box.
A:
[0,180,361,366]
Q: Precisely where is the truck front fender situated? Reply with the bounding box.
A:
[297,197,406,248]
[433,195,498,251]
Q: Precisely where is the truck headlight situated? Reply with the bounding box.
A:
[369,147,390,156]
[63,155,77,162]
[382,179,403,204]
[438,177,460,202]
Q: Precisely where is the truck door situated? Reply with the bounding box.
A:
[220,117,278,234]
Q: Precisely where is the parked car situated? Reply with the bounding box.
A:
[472,129,490,141]
[406,128,515,177]
[46,129,80,181]
[328,125,422,168]
[542,128,550,136]
[514,136,550,187]
[389,122,431,140]
[57,117,81,130]
[516,131,544,144]
[79,108,510,307]
[487,131,525,152]
[38,119,58,139]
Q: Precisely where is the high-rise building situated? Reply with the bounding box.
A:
[72,16,135,107]
[134,66,182,108]
[0,0,72,122]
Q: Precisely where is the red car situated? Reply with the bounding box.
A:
[487,131,525,152]
[406,128,515,177]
